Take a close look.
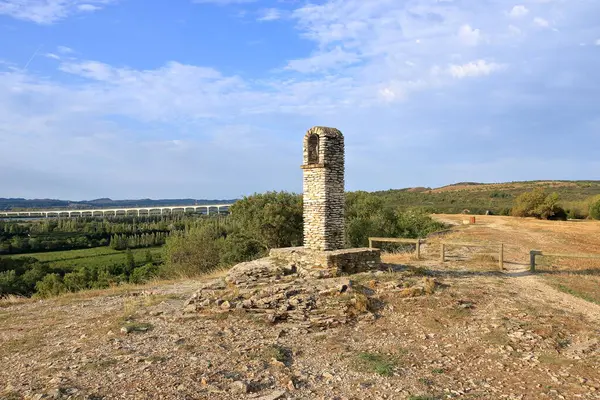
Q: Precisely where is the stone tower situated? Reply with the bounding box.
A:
[301,126,345,251]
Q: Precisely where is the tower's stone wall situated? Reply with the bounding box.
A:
[301,127,345,251]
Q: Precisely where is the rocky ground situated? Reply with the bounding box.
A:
[2,216,600,400]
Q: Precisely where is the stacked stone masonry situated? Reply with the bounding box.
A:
[269,247,381,278]
[302,126,345,251]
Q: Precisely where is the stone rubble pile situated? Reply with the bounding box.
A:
[184,258,379,330]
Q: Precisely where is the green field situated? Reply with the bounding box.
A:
[2,246,164,271]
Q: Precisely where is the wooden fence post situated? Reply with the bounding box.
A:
[368,238,373,249]
[416,239,421,260]
[529,250,539,272]
[441,243,445,263]
[499,243,504,270]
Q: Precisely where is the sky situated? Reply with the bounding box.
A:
[0,0,599,200]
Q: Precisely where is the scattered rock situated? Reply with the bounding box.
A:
[230,380,248,394]
[255,390,287,400]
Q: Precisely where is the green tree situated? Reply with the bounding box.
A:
[130,264,159,284]
[145,250,154,264]
[0,270,19,296]
[64,270,89,292]
[229,192,303,249]
[163,225,224,278]
[35,274,67,298]
[512,189,566,220]
[125,249,135,273]
[220,232,265,266]
[589,197,600,220]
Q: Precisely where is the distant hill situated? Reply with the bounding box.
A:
[3,180,600,215]
[0,198,237,211]
[371,180,600,215]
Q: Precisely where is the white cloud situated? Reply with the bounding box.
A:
[45,53,61,60]
[285,46,360,73]
[258,8,281,22]
[58,46,74,54]
[53,60,247,120]
[458,24,481,46]
[448,60,506,79]
[508,25,522,36]
[509,5,529,18]
[192,0,256,4]
[78,4,100,12]
[533,17,550,28]
[379,87,397,102]
[595,39,600,46]
[0,0,116,24]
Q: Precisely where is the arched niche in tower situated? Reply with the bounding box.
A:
[307,134,320,164]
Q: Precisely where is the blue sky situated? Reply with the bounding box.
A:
[0,0,599,200]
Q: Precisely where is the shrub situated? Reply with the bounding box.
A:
[163,224,224,278]
[512,189,566,220]
[345,192,445,247]
[130,263,159,284]
[220,232,265,266]
[589,198,600,220]
[35,274,67,298]
[63,270,90,292]
[229,192,303,250]
[0,270,19,296]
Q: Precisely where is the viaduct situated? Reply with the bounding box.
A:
[0,204,233,218]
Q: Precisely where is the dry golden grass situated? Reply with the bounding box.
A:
[0,295,31,308]
[431,214,600,302]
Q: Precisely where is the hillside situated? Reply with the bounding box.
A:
[372,180,600,215]
[1,215,599,399]
[3,180,599,215]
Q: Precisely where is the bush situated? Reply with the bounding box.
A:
[229,192,303,249]
[163,225,224,278]
[220,232,265,266]
[63,270,90,292]
[130,263,159,284]
[589,198,600,220]
[35,274,67,298]
[345,192,446,247]
[0,270,19,296]
[511,189,566,220]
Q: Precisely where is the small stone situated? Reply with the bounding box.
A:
[287,379,296,391]
[221,301,232,310]
[120,326,131,334]
[255,390,287,400]
[230,380,248,394]
[270,358,286,369]
[183,304,196,313]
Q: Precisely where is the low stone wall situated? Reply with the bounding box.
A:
[269,247,381,278]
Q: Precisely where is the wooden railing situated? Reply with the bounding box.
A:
[529,250,600,272]
[441,241,504,270]
[368,237,504,268]
[368,237,423,259]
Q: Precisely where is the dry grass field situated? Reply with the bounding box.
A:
[425,214,600,305]
[1,215,599,399]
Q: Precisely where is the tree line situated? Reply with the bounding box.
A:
[0,214,208,255]
[1,191,447,298]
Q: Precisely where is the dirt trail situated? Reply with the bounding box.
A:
[431,214,600,324]
[507,272,600,323]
